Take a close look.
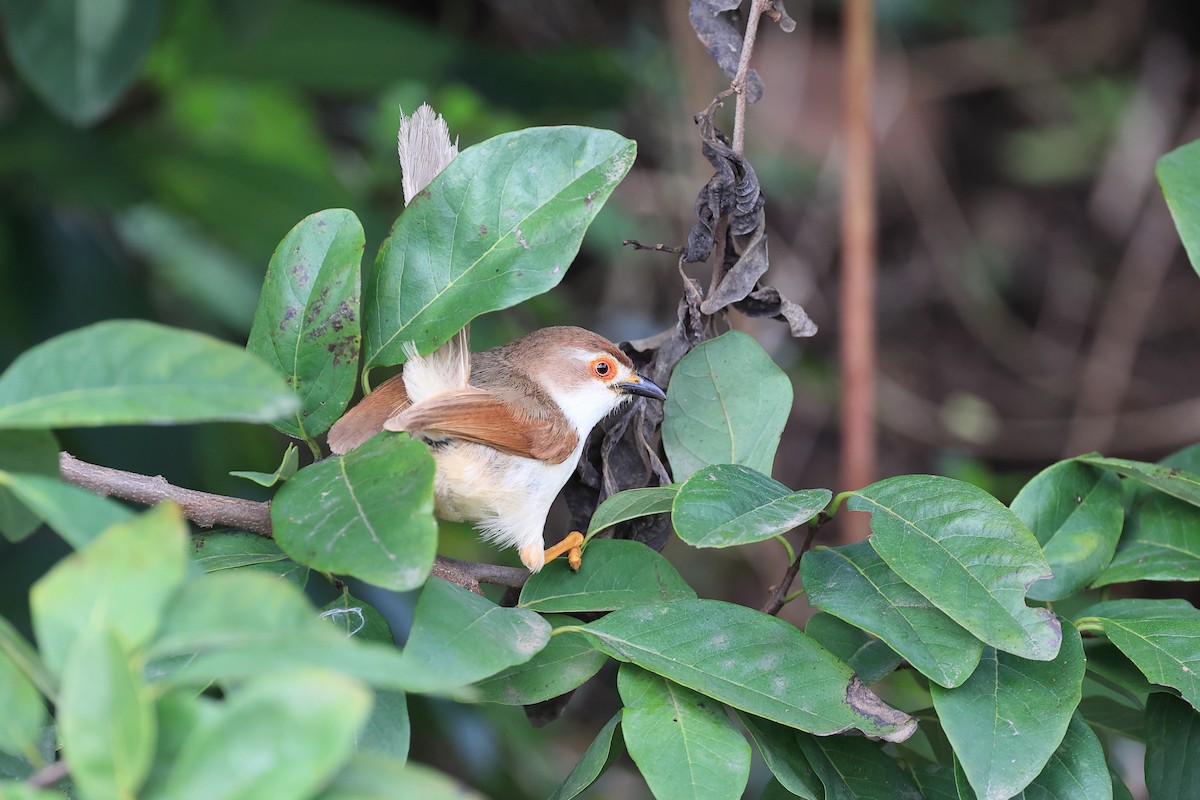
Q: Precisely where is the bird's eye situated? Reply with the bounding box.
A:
[590,357,616,381]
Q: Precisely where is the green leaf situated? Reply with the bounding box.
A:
[662,332,792,481]
[585,485,679,539]
[904,709,955,770]
[316,754,487,800]
[930,624,1085,800]
[0,471,133,549]
[795,731,923,800]
[248,209,364,439]
[190,530,309,587]
[0,753,33,781]
[1077,696,1145,741]
[547,713,624,800]
[0,617,55,704]
[519,539,695,612]
[1016,723,1115,799]
[909,763,960,800]
[0,783,65,800]
[31,503,188,676]
[618,664,750,800]
[571,599,916,742]
[364,126,635,368]
[355,689,409,760]
[1010,460,1123,601]
[1075,599,1200,711]
[474,615,608,705]
[849,475,1061,661]
[321,591,395,645]
[145,571,432,693]
[803,613,902,685]
[398,578,551,693]
[229,443,299,487]
[1083,640,1151,707]
[1162,443,1200,473]
[954,757,975,800]
[141,692,219,797]
[319,590,408,758]
[272,432,436,591]
[190,530,287,571]
[148,669,370,800]
[673,464,830,548]
[0,430,58,541]
[0,647,46,762]
[1093,489,1200,586]
[0,0,162,125]
[1078,454,1200,509]
[738,714,821,800]
[1112,774,1136,800]
[59,628,155,800]
[802,540,984,688]
[0,320,298,428]
[1144,691,1200,800]
[1158,139,1200,277]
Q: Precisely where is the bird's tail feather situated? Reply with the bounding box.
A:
[401,326,471,403]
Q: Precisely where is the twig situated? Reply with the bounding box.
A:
[57,452,529,592]
[731,0,772,155]
[622,239,685,255]
[839,0,876,540]
[27,760,69,789]
[761,517,823,616]
[431,556,528,594]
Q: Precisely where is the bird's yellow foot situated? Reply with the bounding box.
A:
[544,531,584,571]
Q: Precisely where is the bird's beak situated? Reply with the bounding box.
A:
[615,372,667,401]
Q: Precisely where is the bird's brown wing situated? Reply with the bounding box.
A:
[385,389,578,464]
[326,373,411,455]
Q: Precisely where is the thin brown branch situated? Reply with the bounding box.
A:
[622,239,685,255]
[731,0,772,155]
[431,556,528,594]
[27,760,69,789]
[761,518,823,616]
[57,452,529,592]
[839,0,877,541]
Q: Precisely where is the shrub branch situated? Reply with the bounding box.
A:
[57,452,529,592]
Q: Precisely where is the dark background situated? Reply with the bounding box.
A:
[2,1,1197,797]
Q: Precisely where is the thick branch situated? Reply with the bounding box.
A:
[57,452,528,591]
[59,451,273,535]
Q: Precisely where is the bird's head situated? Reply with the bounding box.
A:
[514,326,666,434]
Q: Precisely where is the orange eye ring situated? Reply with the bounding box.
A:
[590,357,617,381]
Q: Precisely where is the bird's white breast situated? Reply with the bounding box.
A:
[429,438,583,552]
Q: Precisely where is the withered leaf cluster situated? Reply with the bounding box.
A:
[564,0,813,552]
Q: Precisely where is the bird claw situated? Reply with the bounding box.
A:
[544,531,584,570]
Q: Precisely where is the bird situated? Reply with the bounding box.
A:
[326,326,667,572]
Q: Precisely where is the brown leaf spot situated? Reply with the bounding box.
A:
[279,306,299,331]
[290,257,311,287]
[326,336,360,367]
[845,676,917,743]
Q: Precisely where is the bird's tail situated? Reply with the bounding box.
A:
[401,326,471,403]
